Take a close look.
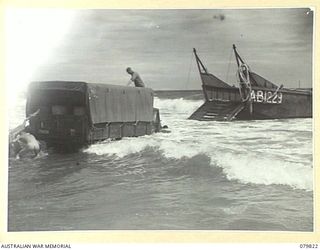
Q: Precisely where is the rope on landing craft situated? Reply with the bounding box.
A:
[186,51,193,90]
[225,48,233,83]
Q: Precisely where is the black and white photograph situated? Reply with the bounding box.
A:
[6,8,314,232]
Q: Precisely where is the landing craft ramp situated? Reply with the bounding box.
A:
[189,101,245,121]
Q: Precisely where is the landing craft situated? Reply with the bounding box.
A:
[189,45,312,121]
[23,81,162,150]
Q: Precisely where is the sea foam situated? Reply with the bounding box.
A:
[84,97,313,191]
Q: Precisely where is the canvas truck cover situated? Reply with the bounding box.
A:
[27,81,154,124]
[28,81,87,92]
[87,83,154,124]
[26,81,88,116]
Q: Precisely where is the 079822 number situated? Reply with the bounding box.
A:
[300,244,319,248]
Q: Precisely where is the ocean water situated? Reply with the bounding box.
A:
[7,92,313,231]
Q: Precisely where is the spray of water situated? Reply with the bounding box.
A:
[84,98,313,191]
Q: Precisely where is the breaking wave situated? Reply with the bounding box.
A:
[82,97,313,191]
[212,152,313,191]
[154,97,202,116]
[84,134,313,191]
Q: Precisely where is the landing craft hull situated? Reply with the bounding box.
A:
[189,47,312,121]
[235,87,312,120]
[239,91,312,120]
[189,85,312,121]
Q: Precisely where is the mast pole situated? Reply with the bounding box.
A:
[233,44,245,66]
[193,48,209,101]
[193,48,208,74]
[193,48,202,74]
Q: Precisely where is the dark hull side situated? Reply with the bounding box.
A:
[189,86,312,121]
[238,90,312,120]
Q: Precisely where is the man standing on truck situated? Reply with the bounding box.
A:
[126,67,145,87]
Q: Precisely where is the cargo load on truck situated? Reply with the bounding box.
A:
[25,81,161,149]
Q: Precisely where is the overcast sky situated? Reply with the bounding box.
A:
[7,8,313,91]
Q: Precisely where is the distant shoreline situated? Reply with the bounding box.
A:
[154,89,203,100]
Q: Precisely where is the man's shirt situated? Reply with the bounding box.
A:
[131,72,145,87]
